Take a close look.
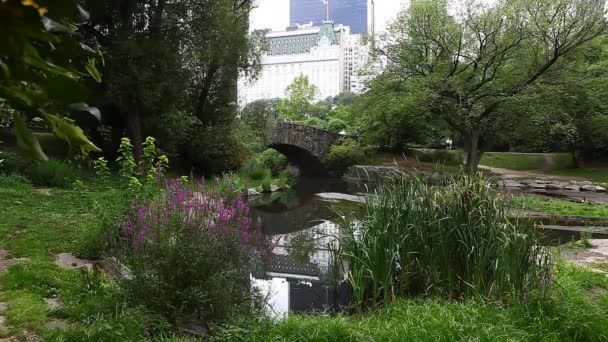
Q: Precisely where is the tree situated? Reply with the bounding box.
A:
[278,75,321,120]
[240,98,280,144]
[380,0,608,171]
[82,0,264,162]
[0,0,102,161]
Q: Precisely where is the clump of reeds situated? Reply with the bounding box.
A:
[340,172,552,308]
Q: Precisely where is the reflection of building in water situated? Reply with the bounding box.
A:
[272,221,340,275]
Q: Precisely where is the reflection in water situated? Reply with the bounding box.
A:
[249,177,361,317]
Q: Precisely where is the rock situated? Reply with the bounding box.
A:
[98,257,133,280]
[247,188,261,196]
[176,318,209,338]
[503,181,525,188]
[44,319,70,330]
[563,185,580,191]
[316,192,365,203]
[545,183,562,190]
[595,186,606,192]
[0,303,6,312]
[580,185,596,192]
[270,185,280,192]
[528,183,547,189]
[44,297,61,311]
[54,253,91,270]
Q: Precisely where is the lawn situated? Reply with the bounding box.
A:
[220,264,608,341]
[480,153,542,170]
[0,175,186,341]
[513,195,608,218]
[547,167,608,184]
[479,152,573,171]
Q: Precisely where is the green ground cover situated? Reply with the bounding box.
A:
[480,153,546,170]
[513,196,608,218]
[232,265,608,341]
[547,167,608,184]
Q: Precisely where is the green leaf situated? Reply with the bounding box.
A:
[22,43,76,79]
[85,58,102,83]
[14,112,48,162]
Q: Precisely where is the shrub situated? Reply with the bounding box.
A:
[327,140,367,175]
[302,117,325,128]
[27,159,78,188]
[261,177,272,192]
[107,178,271,323]
[326,118,348,133]
[250,167,271,181]
[415,149,464,165]
[256,149,288,176]
[278,169,296,188]
[0,149,28,174]
[0,173,31,189]
[340,173,552,308]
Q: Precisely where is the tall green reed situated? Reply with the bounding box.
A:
[339,172,552,309]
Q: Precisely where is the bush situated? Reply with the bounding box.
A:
[340,173,552,308]
[326,118,348,133]
[278,169,296,188]
[0,173,31,189]
[107,178,271,323]
[302,117,325,128]
[327,140,367,175]
[27,159,78,188]
[415,149,464,165]
[0,149,28,174]
[250,167,271,181]
[256,149,288,177]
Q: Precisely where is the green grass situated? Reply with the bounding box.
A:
[480,153,546,170]
[217,263,608,341]
[513,196,608,218]
[0,175,184,341]
[547,167,608,184]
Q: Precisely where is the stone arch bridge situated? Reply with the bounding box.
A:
[268,122,341,176]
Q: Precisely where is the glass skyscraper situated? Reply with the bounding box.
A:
[290,0,368,34]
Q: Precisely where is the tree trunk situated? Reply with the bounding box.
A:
[463,131,482,172]
[126,106,143,163]
[570,149,580,168]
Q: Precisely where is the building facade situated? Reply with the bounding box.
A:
[238,22,350,106]
[290,0,368,34]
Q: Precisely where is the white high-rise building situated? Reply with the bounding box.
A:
[238,22,350,106]
[238,21,385,106]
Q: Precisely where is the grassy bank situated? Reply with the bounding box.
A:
[0,175,185,341]
[513,196,608,219]
[547,166,608,184]
[221,264,608,341]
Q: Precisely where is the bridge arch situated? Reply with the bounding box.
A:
[268,122,340,176]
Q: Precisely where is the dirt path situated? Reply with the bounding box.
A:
[542,153,556,171]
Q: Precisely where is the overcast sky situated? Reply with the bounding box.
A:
[250,0,410,33]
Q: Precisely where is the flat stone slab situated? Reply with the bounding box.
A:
[44,297,61,311]
[44,319,70,330]
[55,253,91,270]
[316,192,366,203]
